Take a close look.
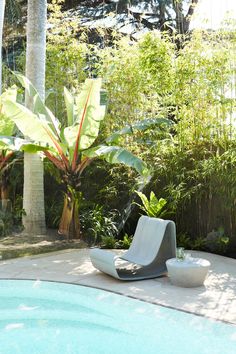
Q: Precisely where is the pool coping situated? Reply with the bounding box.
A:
[2,277,235,327]
[0,249,236,325]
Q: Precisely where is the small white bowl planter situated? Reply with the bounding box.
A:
[166,257,211,287]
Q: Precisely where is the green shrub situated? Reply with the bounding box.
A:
[134,190,170,218]
[80,205,118,246]
[100,235,117,249]
[115,233,133,249]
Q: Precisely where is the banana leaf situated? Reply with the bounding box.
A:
[64,87,75,126]
[84,145,149,176]
[0,136,49,153]
[106,117,172,144]
[73,79,106,150]
[1,99,58,148]
[14,72,61,137]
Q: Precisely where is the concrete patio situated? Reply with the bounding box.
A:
[0,249,235,325]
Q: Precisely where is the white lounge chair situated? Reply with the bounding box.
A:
[90,215,176,280]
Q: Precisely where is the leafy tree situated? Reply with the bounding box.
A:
[62,0,199,36]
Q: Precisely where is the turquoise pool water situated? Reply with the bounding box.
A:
[0,280,235,354]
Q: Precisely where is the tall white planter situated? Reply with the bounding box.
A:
[0,0,6,94]
[23,0,47,235]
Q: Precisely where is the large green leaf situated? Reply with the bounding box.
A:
[64,87,75,126]
[1,99,57,148]
[84,145,149,176]
[14,72,38,98]
[20,143,50,153]
[135,191,167,218]
[0,136,49,153]
[1,86,17,102]
[106,118,172,144]
[135,191,150,212]
[0,136,26,151]
[73,79,106,150]
[14,72,61,137]
[34,95,61,136]
[64,115,102,152]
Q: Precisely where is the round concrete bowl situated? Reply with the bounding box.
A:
[166,257,211,288]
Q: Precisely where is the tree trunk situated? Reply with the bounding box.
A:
[173,0,199,34]
[23,0,47,235]
[59,192,80,240]
[159,1,167,31]
[173,0,185,34]
[116,0,129,14]
[184,0,199,33]
[23,153,46,235]
[0,0,6,94]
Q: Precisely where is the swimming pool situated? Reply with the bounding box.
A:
[0,280,235,354]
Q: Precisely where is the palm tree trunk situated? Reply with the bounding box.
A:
[0,0,6,94]
[23,0,47,235]
[23,153,46,234]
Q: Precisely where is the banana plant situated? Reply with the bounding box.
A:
[0,86,21,209]
[1,74,161,239]
[0,86,46,207]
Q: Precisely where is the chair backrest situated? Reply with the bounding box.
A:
[122,215,176,266]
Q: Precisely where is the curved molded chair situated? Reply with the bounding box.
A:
[90,215,176,281]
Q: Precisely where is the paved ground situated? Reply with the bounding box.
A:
[0,249,235,325]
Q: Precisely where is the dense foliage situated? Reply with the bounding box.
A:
[1,1,236,254]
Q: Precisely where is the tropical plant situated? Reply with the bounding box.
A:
[101,233,133,250]
[134,190,169,218]
[116,233,133,249]
[177,234,206,252]
[0,208,13,236]
[176,233,192,249]
[205,227,229,254]
[80,205,118,245]
[0,87,24,235]
[0,86,21,206]
[1,74,153,240]
[100,235,116,249]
